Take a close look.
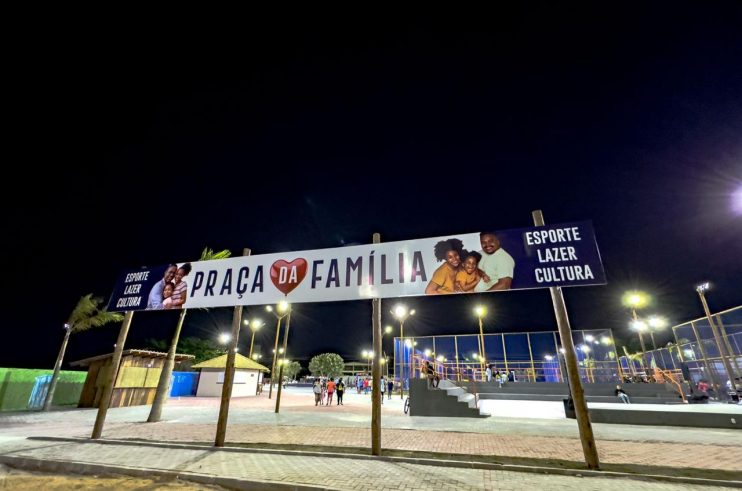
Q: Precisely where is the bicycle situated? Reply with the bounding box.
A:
[404,396,410,414]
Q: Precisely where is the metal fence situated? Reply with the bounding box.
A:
[620,306,742,390]
[393,328,622,385]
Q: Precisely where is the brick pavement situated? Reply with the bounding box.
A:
[102,422,742,472]
[0,439,737,491]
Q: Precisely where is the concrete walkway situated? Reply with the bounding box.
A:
[0,436,739,490]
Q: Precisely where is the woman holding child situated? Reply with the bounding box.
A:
[425,239,486,295]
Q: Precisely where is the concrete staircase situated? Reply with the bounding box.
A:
[408,378,489,418]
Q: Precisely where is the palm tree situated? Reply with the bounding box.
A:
[43,294,123,411]
[147,247,231,422]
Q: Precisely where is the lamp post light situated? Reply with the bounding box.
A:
[274,303,294,414]
[696,283,739,389]
[392,304,415,398]
[544,354,555,381]
[266,301,290,399]
[244,319,264,358]
[218,333,232,346]
[647,315,667,351]
[623,291,649,354]
[474,306,488,380]
[630,320,648,354]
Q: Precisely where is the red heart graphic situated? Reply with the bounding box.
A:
[270,258,308,296]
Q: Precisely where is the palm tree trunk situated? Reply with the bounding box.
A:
[147,309,187,422]
[43,327,72,411]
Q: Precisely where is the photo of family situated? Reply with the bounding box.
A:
[146,262,192,310]
[425,232,515,295]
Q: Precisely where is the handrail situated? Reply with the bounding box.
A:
[653,366,686,403]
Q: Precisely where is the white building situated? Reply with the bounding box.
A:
[192,353,269,397]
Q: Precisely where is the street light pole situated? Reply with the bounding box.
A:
[632,309,648,354]
[267,301,289,399]
[399,319,405,397]
[275,306,292,413]
[475,306,487,380]
[697,283,738,390]
[247,319,263,359]
[392,305,415,399]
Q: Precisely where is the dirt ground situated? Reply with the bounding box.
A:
[0,464,227,490]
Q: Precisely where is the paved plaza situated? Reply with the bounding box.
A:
[1,386,741,489]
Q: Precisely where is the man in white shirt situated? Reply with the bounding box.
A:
[474,232,515,292]
[146,264,178,310]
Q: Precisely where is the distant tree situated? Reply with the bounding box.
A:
[146,336,223,365]
[148,247,231,423]
[308,353,344,379]
[284,361,302,381]
[43,294,124,411]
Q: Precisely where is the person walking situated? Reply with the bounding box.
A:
[313,379,322,406]
[336,379,345,405]
[380,376,386,404]
[387,379,394,400]
[326,378,336,406]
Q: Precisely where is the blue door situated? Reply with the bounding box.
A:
[28,374,52,409]
[170,372,199,397]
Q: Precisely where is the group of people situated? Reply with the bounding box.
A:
[313,376,397,406]
[313,378,345,406]
[485,365,516,386]
[425,232,515,295]
[146,263,192,310]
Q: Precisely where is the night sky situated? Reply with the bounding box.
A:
[6,5,742,370]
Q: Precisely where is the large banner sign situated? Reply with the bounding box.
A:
[108,221,605,312]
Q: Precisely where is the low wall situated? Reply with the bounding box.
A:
[588,407,742,429]
[0,368,87,411]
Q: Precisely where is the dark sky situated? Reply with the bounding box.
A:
[6,5,742,370]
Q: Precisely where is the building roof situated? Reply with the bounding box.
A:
[191,353,269,371]
[70,349,195,367]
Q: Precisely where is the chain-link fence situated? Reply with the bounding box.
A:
[394,328,622,385]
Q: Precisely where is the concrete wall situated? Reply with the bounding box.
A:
[588,408,742,429]
[196,369,260,397]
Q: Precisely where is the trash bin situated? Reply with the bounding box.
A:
[563,398,576,419]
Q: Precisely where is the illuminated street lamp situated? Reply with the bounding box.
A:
[474,306,487,379]
[218,333,231,345]
[647,315,667,351]
[266,301,290,399]
[630,319,648,354]
[623,291,649,354]
[244,319,263,358]
[392,304,415,398]
[362,349,374,373]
